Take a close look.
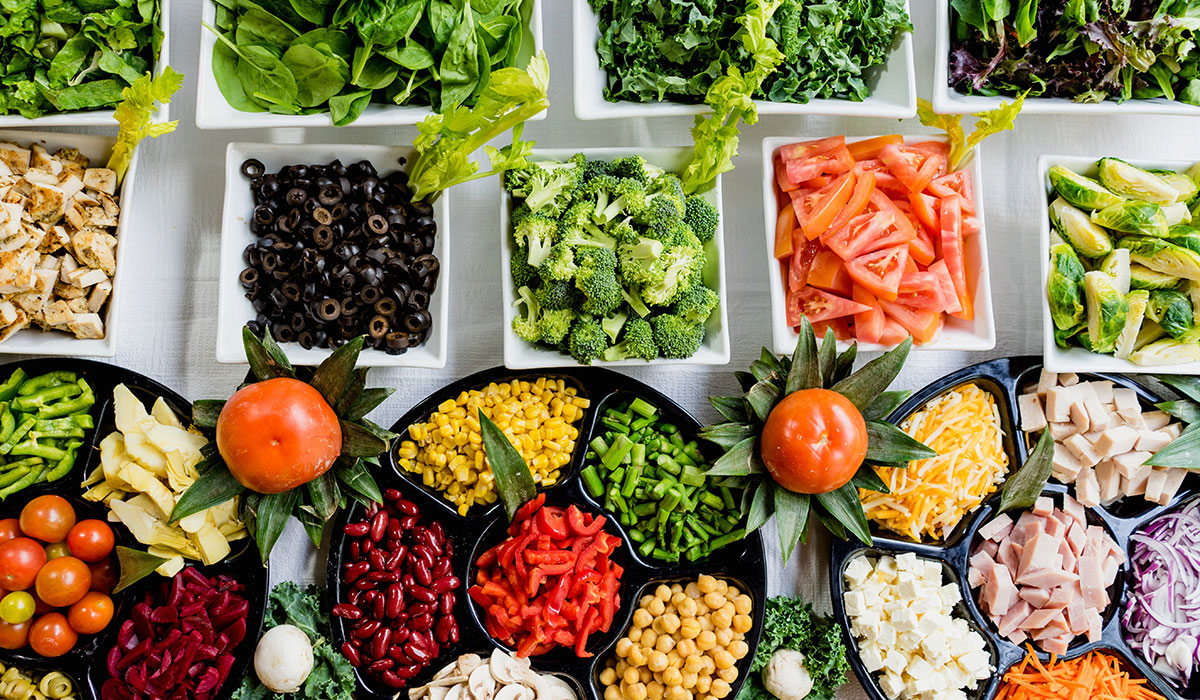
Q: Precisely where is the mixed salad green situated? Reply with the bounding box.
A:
[0,0,163,118]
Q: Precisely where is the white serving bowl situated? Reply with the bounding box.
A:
[0,0,172,127]
[761,134,996,356]
[932,2,1200,116]
[195,0,545,129]
[0,130,142,357]
[216,142,448,368]
[571,0,915,120]
[500,147,730,369]
[1038,154,1200,375]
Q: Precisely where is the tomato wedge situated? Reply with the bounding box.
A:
[879,317,910,345]
[852,286,885,344]
[845,245,908,301]
[879,144,945,193]
[774,156,800,194]
[822,210,897,261]
[785,286,870,326]
[939,194,973,321]
[827,168,876,233]
[928,171,976,215]
[780,137,855,184]
[928,259,963,314]
[878,299,942,344]
[858,159,909,195]
[963,216,981,237]
[809,318,851,341]
[788,238,820,292]
[791,171,856,240]
[907,192,940,233]
[896,271,948,312]
[847,135,904,161]
[807,250,852,296]
[893,200,934,266]
[775,204,796,259]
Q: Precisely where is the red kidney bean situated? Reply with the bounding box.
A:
[350,541,361,561]
[332,603,362,620]
[345,561,370,583]
[344,522,369,537]
[385,548,405,569]
[439,594,454,617]
[434,616,453,644]
[386,584,403,618]
[387,645,411,664]
[363,590,380,604]
[401,574,416,588]
[368,549,387,570]
[397,664,421,680]
[381,671,405,689]
[408,602,434,617]
[396,499,418,516]
[341,642,361,667]
[410,612,432,632]
[404,641,431,664]
[370,627,392,659]
[386,520,403,541]
[410,585,435,603]
[353,620,379,640]
[410,545,433,568]
[369,658,394,673]
[372,595,385,620]
[431,558,451,579]
[384,488,402,501]
[430,575,459,593]
[349,589,363,606]
[361,538,375,555]
[398,515,417,529]
[355,579,376,591]
[412,560,433,586]
[394,612,409,626]
[429,521,445,543]
[370,512,389,542]
[392,627,410,644]
[368,571,401,584]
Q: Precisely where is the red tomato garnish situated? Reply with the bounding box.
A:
[760,389,868,494]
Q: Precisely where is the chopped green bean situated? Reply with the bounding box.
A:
[0,369,26,401]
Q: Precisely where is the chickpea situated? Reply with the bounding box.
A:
[656,585,672,601]
[679,618,701,640]
[703,592,726,610]
[699,617,714,632]
[647,683,664,700]
[712,650,735,671]
[601,668,618,685]
[652,618,666,635]
[700,656,716,675]
[662,667,683,687]
[666,650,681,668]
[720,602,736,618]
[732,614,752,634]
[667,686,689,700]
[656,635,676,654]
[677,597,698,618]
[605,685,621,700]
[726,585,739,598]
[616,638,633,657]
[717,668,739,684]
[715,580,728,594]
[633,609,653,628]
[628,683,648,700]
[685,583,701,599]
[648,598,666,616]
[695,630,716,651]
[629,627,644,643]
[710,680,731,700]
[642,629,658,648]
[729,640,749,660]
[733,595,752,615]
[629,646,648,666]
[711,609,733,630]
[625,667,642,685]
[715,628,733,648]
[671,583,684,594]
[616,661,628,676]
[697,575,718,594]
[695,675,712,694]
[676,638,697,658]
[641,668,653,684]
[661,613,681,634]
[681,671,698,689]
[648,652,669,673]
[671,592,688,607]
[684,655,704,674]
[641,595,656,608]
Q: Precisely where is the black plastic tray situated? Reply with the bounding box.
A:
[830,356,1200,700]
[0,358,268,700]
[327,366,767,700]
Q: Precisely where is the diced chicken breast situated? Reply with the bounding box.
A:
[1092,425,1140,458]
[1064,433,1101,467]
[1060,373,1080,386]
[1075,468,1100,508]
[1135,430,1172,452]
[1143,411,1171,430]
[1036,370,1058,397]
[1045,386,1077,422]
[1019,393,1047,432]
[1048,422,1079,441]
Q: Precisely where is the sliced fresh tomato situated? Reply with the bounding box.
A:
[774,204,796,259]
[788,238,820,293]
[874,191,917,243]
[903,255,919,273]
[928,171,976,215]
[827,168,876,233]
[879,144,945,193]
[911,140,950,168]
[791,171,856,240]
[845,245,908,301]
[847,135,904,161]
[896,271,948,312]
[907,192,940,233]
[879,317,910,345]
[774,156,800,193]
[779,136,845,161]
[963,216,981,237]
[785,286,870,326]
[822,210,897,261]
[807,250,852,296]
[893,199,935,266]
[928,259,963,314]
[858,159,908,195]
[802,175,831,189]
[878,299,943,344]
[851,286,885,344]
[780,137,854,184]
[939,194,973,321]
[809,318,851,341]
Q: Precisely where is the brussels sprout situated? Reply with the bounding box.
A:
[1129,263,1180,290]
[1098,158,1180,204]
[1163,225,1200,253]
[1118,236,1200,281]
[1164,202,1193,227]
[1048,165,1124,210]
[1098,248,1131,294]
[1048,243,1087,331]
[1054,323,1084,349]
[1050,198,1113,257]
[1083,271,1129,354]
[1137,320,1166,350]
[1151,170,1199,203]
[1090,200,1169,237]
[1190,282,1200,325]
[1147,289,1195,340]
[1115,290,1149,359]
[1130,338,1200,366]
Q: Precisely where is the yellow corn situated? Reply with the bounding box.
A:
[397,378,590,512]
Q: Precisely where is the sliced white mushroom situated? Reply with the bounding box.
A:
[543,676,576,700]
[490,648,531,685]
[445,683,466,700]
[431,685,451,700]
[469,664,497,700]
[494,685,533,700]
[435,661,460,681]
[457,653,485,677]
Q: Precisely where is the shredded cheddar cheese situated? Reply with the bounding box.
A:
[860,383,1010,541]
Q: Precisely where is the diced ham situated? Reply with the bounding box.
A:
[997,599,1034,638]
[980,539,1000,558]
[998,540,1023,572]
[1046,585,1077,610]
[1066,523,1087,555]
[1061,496,1086,527]
[1019,392,1047,432]
[1018,531,1061,576]
[1032,497,1053,517]
[1016,567,1078,590]
[969,550,996,579]
[1021,607,1064,632]
[982,563,1018,617]
[1077,555,1108,608]
[1163,422,1183,440]
[1041,635,1070,655]
[978,514,1014,542]
[1018,586,1051,608]
[1086,608,1103,643]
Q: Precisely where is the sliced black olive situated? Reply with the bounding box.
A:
[367,214,388,235]
[246,320,265,336]
[315,298,340,322]
[374,298,397,317]
[412,255,439,279]
[239,268,259,289]
[404,309,431,333]
[313,207,333,225]
[297,330,315,350]
[285,187,307,207]
[368,315,389,339]
[282,281,301,302]
[359,286,382,305]
[313,225,335,250]
[276,326,296,343]
[385,331,409,350]
[241,158,265,179]
[408,289,429,311]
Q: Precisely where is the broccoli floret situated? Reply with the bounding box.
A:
[673,283,719,325]
[617,236,666,287]
[601,309,628,343]
[560,212,619,251]
[580,157,612,184]
[639,174,686,222]
[513,211,558,267]
[540,243,577,281]
[684,195,719,243]
[512,285,542,343]
[505,159,581,217]
[622,287,651,318]
[575,248,622,317]
[586,176,647,225]
[568,318,609,365]
[606,217,640,245]
[610,155,664,186]
[650,313,704,359]
[602,317,658,362]
[510,245,540,289]
[535,279,577,310]
[538,309,576,345]
[665,220,702,251]
[642,245,703,307]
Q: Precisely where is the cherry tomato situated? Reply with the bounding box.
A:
[44,542,70,560]
[0,619,29,649]
[66,520,114,563]
[19,496,76,543]
[0,591,34,624]
[88,557,118,594]
[34,557,90,608]
[67,591,113,634]
[0,519,20,545]
[0,538,46,591]
[217,377,342,494]
[28,613,76,657]
[760,388,868,494]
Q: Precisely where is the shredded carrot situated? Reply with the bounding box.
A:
[996,647,1164,700]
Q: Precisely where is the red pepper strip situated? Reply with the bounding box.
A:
[567,506,606,536]
[526,567,545,597]
[516,632,540,657]
[525,549,574,566]
[509,495,546,535]
[477,548,497,568]
[569,570,600,599]
[576,607,599,657]
[560,601,579,621]
[532,562,575,578]
[598,572,618,632]
[535,507,569,538]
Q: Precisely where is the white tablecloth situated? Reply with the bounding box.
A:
[23,2,1200,698]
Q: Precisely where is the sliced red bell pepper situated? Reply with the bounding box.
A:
[566,506,605,536]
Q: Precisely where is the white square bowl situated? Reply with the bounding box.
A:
[216,142,448,368]
[761,134,996,356]
[0,130,142,357]
[932,2,1200,116]
[1038,154,1200,375]
[571,0,915,120]
[0,0,172,128]
[500,147,730,369]
[195,0,545,129]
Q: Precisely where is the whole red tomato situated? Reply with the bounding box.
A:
[19,496,76,543]
[67,520,114,562]
[0,519,20,545]
[0,619,29,649]
[28,613,76,657]
[35,557,91,608]
[88,557,119,594]
[67,591,113,634]
[0,538,47,591]
[760,389,868,494]
[216,377,342,494]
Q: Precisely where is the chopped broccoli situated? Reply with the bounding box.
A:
[602,317,658,361]
[643,246,703,306]
[610,155,664,186]
[606,217,640,245]
[512,285,542,343]
[601,309,628,343]
[581,157,613,184]
[510,245,540,289]
[684,195,719,243]
[540,243,577,281]
[617,236,666,287]
[622,286,651,318]
[587,176,647,224]
[537,309,576,345]
[535,279,577,310]
[568,318,609,365]
[642,173,686,220]
[575,248,622,316]
[673,283,719,325]
[650,313,704,359]
[513,211,558,267]
[505,160,582,217]
[560,217,619,251]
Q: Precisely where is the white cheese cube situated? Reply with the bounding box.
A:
[845,556,873,585]
[844,590,867,616]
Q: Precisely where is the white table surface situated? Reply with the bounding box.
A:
[14,2,1200,698]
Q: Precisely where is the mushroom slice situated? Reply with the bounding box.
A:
[434,661,461,681]
[468,664,497,700]
[494,685,534,700]
[431,685,452,700]
[457,653,484,677]
[544,677,577,700]
[445,683,466,700]
[490,648,531,685]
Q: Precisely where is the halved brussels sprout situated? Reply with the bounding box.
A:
[1152,170,1199,204]
[1119,236,1200,281]
[1054,323,1084,349]
[1098,158,1180,204]
[1190,282,1200,325]
[1163,202,1193,227]
[1048,243,1087,331]
[1187,161,1200,190]
[1163,225,1200,253]
[1137,319,1166,350]
[1083,270,1129,354]
[1050,197,1113,257]
[1130,263,1180,290]
[1099,248,1131,294]
[1130,338,1200,366]
[1147,289,1195,340]
[1091,200,1168,237]
[1048,165,1124,210]
[1115,290,1149,359]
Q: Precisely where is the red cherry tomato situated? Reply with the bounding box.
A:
[66,520,114,562]
[67,591,113,634]
[0,538,47,591]
[87,557,118,594]
[0,619,29,649]
[19,496,76,543]
[28,613,76,657]
[34,557,91,608]
[0,519,20,545]
[760,388,868,494]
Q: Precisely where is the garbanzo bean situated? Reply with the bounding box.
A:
[616,638,633,657]
[656,585,672,601]
[601,668,618,685]
[732,614,752,634]
[648,652,669,673]
[662,667,683,687]
[633,609,653,628]
[648,598,666,616]
[627,683,647,700]
[647,682,664,700]
[714,628,733,648]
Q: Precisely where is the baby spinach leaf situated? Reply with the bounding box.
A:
[282,44,348,107]
[213,30,268,112]
[329,89,372,125]
[235,6,300,46]
[438,0,480,109]
[292,28,352,58]
[351,53,398,90]
[237,43,300,111]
